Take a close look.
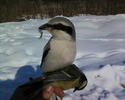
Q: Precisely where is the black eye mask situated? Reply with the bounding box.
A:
[52,23,73,36]
[39,23,73,38]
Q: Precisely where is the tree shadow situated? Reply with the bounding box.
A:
[0,65,42,100]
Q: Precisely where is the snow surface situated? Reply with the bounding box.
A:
[0,14,125,100]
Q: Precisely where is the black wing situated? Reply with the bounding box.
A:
[40,37,52,67]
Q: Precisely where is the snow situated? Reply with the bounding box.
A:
[0,14,125,100]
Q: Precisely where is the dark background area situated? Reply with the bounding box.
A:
[0,0,125,22]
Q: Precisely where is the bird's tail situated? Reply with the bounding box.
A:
[50,93,62,100]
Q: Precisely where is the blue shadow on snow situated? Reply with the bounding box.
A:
[0,65,42,100]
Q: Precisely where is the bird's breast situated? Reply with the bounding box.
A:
[42,39,76,72]
[51,39,76,57]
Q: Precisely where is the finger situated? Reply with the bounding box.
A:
[54,87,65,98]
[42,86,54,99]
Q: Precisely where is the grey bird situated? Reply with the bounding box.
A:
[39,17,76,73]
[20,17,87,100]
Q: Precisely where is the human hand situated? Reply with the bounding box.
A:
[42,86,64,100]
[10,77,64,100]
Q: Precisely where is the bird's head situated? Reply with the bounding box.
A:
[39,17,76,41]
[73,74,88,92]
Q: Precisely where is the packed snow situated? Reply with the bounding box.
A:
[0,14,125,100]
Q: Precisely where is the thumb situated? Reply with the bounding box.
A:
[42,86,54,99]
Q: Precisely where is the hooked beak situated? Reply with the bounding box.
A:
[38,23,49,39]
[39,23,49,30]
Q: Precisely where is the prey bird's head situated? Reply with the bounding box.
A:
[39,17,76,41]
[73,74,88,92]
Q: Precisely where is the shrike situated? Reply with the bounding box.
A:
[39,17,76,73]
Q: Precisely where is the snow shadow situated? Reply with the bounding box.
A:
[14,65,42,84]
[0,65,42,100]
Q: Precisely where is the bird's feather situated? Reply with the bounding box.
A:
[41,37,52,66]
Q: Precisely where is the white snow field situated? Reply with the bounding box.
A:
[0,14,125,100]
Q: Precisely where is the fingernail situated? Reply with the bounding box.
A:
[46,86,53,92]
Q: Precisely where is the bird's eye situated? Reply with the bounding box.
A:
[53,23,63,30]
[53,23,72,33]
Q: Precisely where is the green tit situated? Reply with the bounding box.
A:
[20,64,87,97]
